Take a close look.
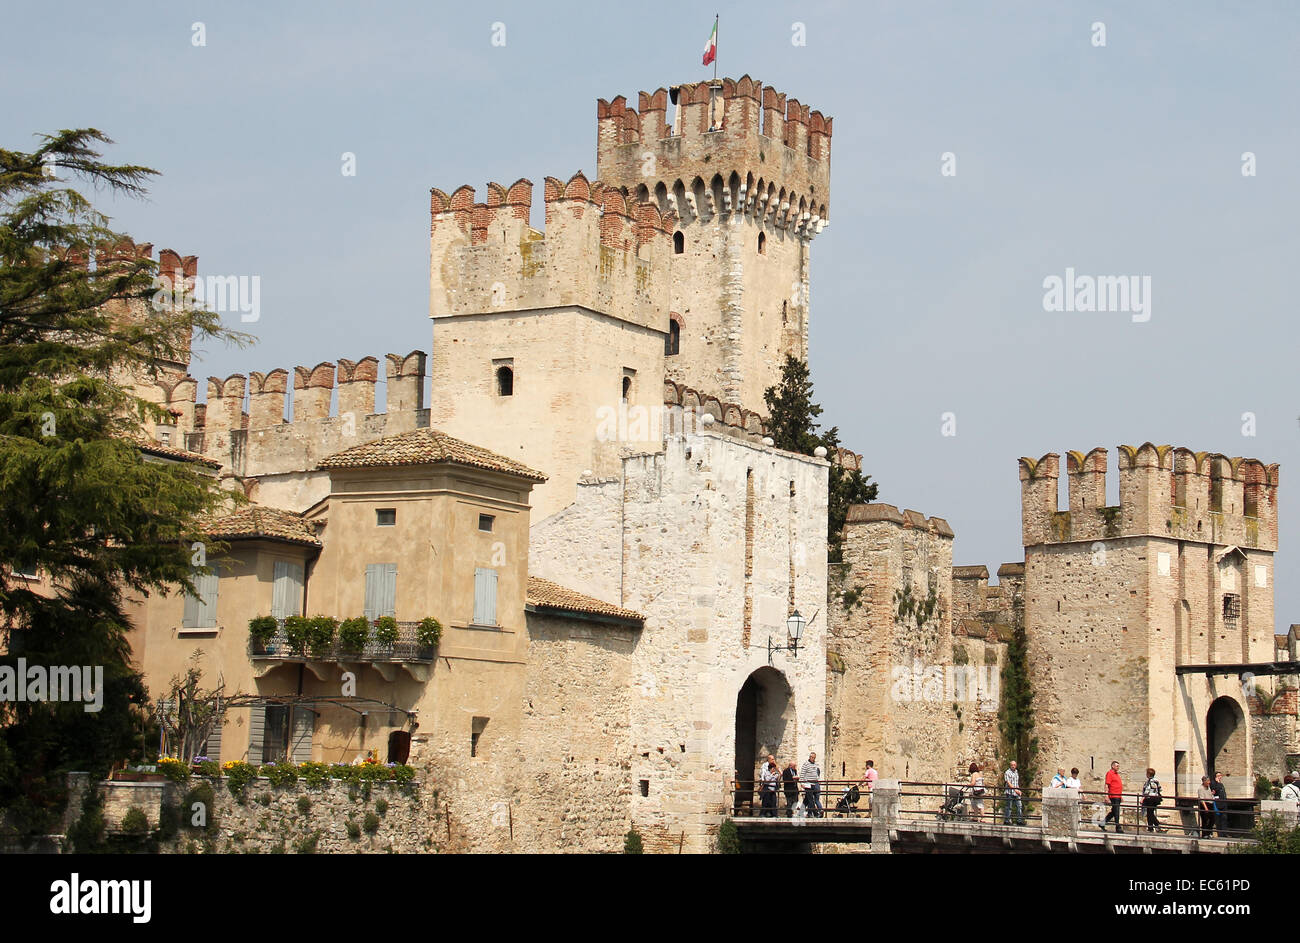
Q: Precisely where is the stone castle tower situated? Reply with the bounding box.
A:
[595,77,830,408]
[426,76,832,518]
[1020,444,1279,797]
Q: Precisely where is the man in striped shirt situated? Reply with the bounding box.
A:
[800,752,823,817]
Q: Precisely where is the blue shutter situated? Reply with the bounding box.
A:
[364,565,380,621]
[272,561,303,620]
[182,585,200,628]
[290,707,314,763]
[381,563,396,618]
[473,568,498,626]
[197,570,218,628]
[365,564,396,620]
[201,717,222,763]
[246,705,265,764]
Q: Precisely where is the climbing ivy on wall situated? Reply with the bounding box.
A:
[997,617,1039,790]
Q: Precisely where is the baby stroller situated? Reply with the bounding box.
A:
[834,784,862,815]
[938,783,971,821]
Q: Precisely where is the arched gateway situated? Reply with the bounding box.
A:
[733,667,797,813]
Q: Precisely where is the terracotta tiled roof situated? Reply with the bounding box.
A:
[203,506,320,547]
[136,439,221,469]
[526,576,644,624]
[318,428,546,481]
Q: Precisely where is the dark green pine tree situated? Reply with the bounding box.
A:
[763,354,878,561]
[0,129,246,834]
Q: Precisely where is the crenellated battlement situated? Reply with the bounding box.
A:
[429,172,674,329]
[1019,443,1280,550]
[660,380,861,471]
[59,237,199,373]
[596,76,830,239]
[152,350,430,484]
[844,503,954,539]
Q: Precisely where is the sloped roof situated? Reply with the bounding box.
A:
[526,576,644,625]
[318,428,546,481]
[137,439,221,469]
[203,506,320,547]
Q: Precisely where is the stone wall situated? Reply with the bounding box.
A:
[513,612,639,852]
[829,505,989,785]
[1250,687,1299,784]
[99,776,434,854]
[528,426,828,852]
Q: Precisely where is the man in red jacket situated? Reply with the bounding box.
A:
[1103,761,1124,832]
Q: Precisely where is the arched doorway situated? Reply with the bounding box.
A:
[733,667,797,813]
[1206,696,1246,782]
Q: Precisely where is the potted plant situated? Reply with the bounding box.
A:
[249,615,278,653]
[284,615,310,655]
[338,617,369,655]
[306,616,337,657]
[416,616,443,652]
[373,616,399,648]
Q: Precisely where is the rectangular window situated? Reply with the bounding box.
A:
[471,716,489,757]
[182,568,219,630]
[271,560,304,621]
[1222,593,1241,632]
[364,563,397,621]
[12,565,38,580]
[376,508,396,526]
[478,514,494,532]
[262,704,289,764]
[473,567,498,626]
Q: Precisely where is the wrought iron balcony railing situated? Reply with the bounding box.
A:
[249,620,436,664]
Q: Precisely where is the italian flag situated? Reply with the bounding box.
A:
[702,19,717,66]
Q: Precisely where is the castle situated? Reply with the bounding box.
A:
[102,73,1296,851]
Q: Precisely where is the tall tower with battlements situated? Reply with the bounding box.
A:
[426,76,832,519]
[1019,444,1279,799]
[596,76,831,411]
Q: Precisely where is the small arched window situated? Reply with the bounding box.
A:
[666,320,681,356]
[758,232,766,255]
[496,365,513,397]
[622,375,632,400]
[673,231,685,254]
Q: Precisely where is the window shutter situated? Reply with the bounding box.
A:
[364,565,380,621]
[272,561,303,620]
[382,563,397,618]
[182,586,200,628]
[290,707,314,763]
[474,568,498,626]
[197,570,219,628]
[365,564,397,620]
[202,717,223,763]
[246,704,265,765]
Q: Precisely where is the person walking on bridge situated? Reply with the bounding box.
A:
[782,760,800,816]
[800,752,823,817]
[1197,775,1215,838]
[759,759,780,817]
[1002,760,1025,825]
[1212,771,1229,836]
[1282,773,1300,810]
[1140,767,1166,833]
[1104,761,1124,833]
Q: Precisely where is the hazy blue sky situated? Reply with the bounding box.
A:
[5,1,1296,631]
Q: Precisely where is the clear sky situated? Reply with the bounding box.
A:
[5,1,1296,632]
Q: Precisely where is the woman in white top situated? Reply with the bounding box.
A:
[968,762,986,819]
[1064,767,1081,789]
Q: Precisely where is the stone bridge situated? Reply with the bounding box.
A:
[731,780,1297,854]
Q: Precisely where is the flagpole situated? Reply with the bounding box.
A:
[713,14,719,81]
